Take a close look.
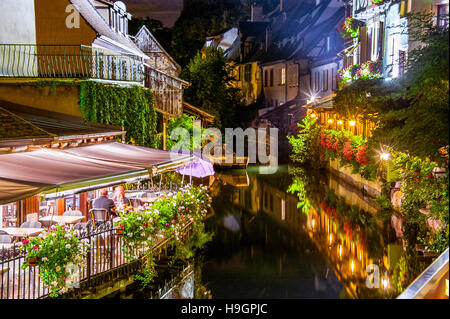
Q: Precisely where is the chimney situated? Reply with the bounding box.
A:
[251,3,263,22]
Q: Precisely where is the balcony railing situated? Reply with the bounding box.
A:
[0,44,144,83]
[0,220,194,299]
[145,65,184,118]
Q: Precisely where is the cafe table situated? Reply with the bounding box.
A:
[2,227,44,238]
[39,215,85,225]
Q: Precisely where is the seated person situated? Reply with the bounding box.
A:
[92,189,116,217]
[112,185,131,207]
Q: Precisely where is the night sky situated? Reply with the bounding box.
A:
[124,0,183,27]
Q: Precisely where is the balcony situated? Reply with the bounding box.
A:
[0,44,144,83]
[145,65,185,118]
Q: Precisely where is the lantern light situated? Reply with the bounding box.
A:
[327,119,333,124]
[349,120,356,126]
[337,120,343,125]
[310,113,317,118]
[380,152,390,160]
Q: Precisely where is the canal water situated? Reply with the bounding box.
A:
[197,165,402,299]
[122,164,405,299]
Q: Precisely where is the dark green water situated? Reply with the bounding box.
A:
[120,165,407,299]
[198,165,401,299]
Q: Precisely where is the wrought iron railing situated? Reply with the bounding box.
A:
[0,44,144,83]
[0,220,193,299]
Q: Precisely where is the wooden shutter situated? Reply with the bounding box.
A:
[378,21,384,60]
[360,26,367,63]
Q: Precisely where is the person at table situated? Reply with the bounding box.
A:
[112,186,130,207]
[92,189,116,216]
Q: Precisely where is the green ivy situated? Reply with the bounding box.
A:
[79,81,159,148]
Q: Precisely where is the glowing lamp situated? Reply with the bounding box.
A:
[382,277,389,290]
[349,120,356,126]
[327,119,333,124]
[337,120,343,125]
[350,260,354,274]
[310,113,317,118]
[380,152,390,160]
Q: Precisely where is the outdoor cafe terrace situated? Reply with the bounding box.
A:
[0,138,215,299]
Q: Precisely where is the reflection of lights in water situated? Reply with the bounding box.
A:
[382,277,389,290]
[359,251,362,260]
[339,245,342,259]
[350,260,354,274]
[312,219,315,230]
[446,279,448,297]
[329,233,333,245]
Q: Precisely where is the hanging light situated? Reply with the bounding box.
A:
[310,113,317,119]
[327,119,333,124]
[337,120,343,125]
[349,120,356,126]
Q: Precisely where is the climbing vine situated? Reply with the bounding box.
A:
[79,81,159,148]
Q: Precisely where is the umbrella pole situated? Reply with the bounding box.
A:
[190,165,192,184]
[181,174,184,186]
[159,174,162,193]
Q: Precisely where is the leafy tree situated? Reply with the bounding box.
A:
[182,47,244,130]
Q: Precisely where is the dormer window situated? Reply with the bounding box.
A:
[108,1,131,35]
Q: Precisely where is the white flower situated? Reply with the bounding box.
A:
[137,216,142,220]
[42,257,48,262]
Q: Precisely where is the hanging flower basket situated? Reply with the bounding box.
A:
[115,228,125,237]
[371,0,385,5]
[26,257,39,267]
[342,17,362,38]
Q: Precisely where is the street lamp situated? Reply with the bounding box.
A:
[380,152,390,160]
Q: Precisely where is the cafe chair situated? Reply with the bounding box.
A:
[89,208,109,228]
[40,219,58,229]
[20,221,42,229]
[26,213,39,223]
[0,234,12,244]
[63,210,82,216]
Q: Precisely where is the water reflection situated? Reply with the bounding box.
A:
[201,165,401,299]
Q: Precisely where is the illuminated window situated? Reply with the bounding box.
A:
[280,67,286,85]
[437,4,449,29]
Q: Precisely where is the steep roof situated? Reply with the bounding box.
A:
[69,0,146,57]
[134,25,181,73]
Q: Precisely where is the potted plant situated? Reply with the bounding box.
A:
[20,225,90,297]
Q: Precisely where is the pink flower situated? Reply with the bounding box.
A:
[171,220,175,224]
[62,277,67,281]
[165,223,170,226]
[22,239,30,245]
[186,207,189,211]
[32,245,39,250]
[180,215,184,219]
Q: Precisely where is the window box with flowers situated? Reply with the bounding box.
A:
[20,225,90,297]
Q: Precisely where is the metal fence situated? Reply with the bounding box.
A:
[0,220,193,299]
[0,44,144,83]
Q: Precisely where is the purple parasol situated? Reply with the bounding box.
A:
[171,149,215,178]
